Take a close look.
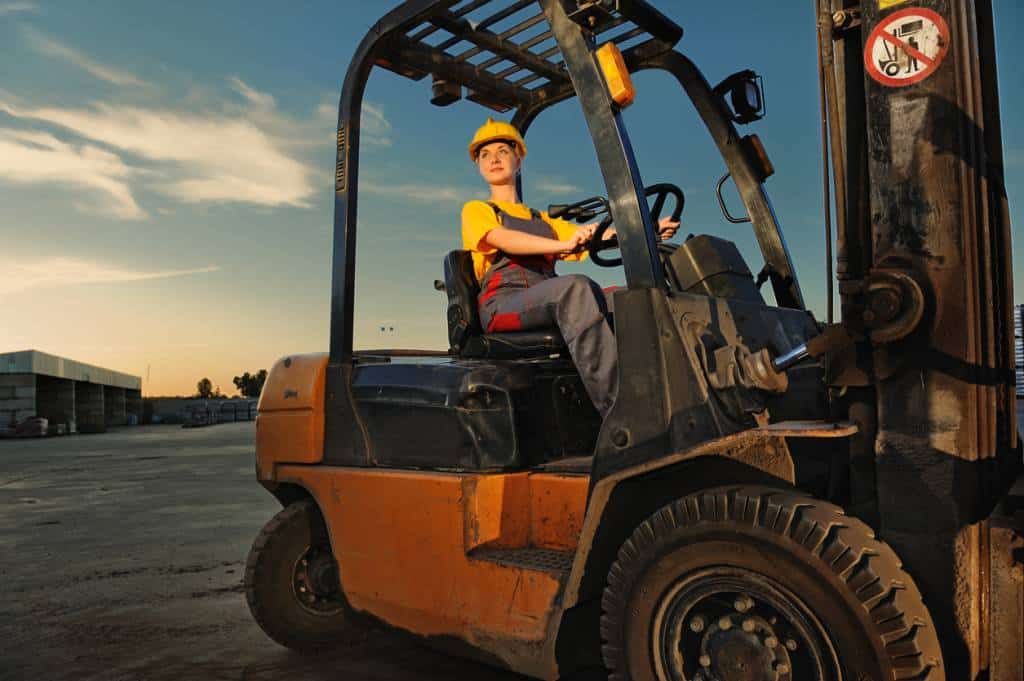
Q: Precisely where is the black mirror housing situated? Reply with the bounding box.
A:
[713,70,766,125]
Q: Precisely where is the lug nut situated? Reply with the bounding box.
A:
[734,596,754,613]
[785,638,798,651]
[764,636,778,649]
[718,616,732,631]
[699,654,711,668]
[742,618,756,633]
[690,616,706,633]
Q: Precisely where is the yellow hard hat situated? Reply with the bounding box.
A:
[468,117,527,161]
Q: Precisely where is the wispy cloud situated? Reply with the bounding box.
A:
[360,181,481,203]
[229,76,275,110]
[0,257,219,296]
[0,2,36,16]
[23,27,148,88]
[0,127,145,219]
[362,102,393,148]
[0,97,317,209]
[531,179,581,196]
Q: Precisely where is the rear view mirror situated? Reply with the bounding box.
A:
[713,70,766,125]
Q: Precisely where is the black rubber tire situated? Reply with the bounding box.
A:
[245,500,360,652]
[600,486,945,681]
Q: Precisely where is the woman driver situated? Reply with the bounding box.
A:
[460,118,678,418]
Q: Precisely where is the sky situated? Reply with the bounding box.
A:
[1,1,1023,396]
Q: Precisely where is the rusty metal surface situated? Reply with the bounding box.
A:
[0,424,524,681]
[845,1,1020,676]
[989,485,1024,681]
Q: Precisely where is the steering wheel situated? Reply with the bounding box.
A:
[588,183,685,267]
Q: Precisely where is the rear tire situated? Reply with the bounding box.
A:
[600,487,944,681]
[245,500,361,651]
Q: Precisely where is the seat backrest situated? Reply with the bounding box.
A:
[443,250,483,351]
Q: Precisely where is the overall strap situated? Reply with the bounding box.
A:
[486,201,542,222]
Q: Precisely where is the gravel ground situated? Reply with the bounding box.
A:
[0,423,524,681]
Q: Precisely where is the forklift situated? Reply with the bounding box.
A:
[245,2,1023,679]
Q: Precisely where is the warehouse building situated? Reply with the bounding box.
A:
[0,350,142,434]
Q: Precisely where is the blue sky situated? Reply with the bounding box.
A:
[1,1,1022,395]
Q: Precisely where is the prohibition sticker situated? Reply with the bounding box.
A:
[864,8,950,87]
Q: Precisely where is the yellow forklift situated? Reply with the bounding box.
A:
[246,2,1023,679]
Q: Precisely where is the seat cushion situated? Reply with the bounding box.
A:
[461,330,566,360]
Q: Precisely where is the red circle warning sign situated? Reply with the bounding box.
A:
[864,8,950,87]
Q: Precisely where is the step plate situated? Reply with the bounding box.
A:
[471,547,574,574]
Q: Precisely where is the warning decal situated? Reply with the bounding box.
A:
[864,8,950,87]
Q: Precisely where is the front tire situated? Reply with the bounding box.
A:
[600,487,944,681]
[245,500,361,651]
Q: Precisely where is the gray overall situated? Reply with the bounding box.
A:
[477,203,618,417]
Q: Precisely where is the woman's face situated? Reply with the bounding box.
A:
[476,141,520,186]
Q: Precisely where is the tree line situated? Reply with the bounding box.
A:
[195,369,267,399]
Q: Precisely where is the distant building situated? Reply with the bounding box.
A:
[0,350,142,434]
[1017,305,1023,398]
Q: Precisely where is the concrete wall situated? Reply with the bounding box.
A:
[75,382,105,433]
[36,375,76,433]
[144,398,256,425]
[0,374,36,427]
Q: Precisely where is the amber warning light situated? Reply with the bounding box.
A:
[596,43,635,108]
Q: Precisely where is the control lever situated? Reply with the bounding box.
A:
[772,325,854,373]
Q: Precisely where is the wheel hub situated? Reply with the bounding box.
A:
[696,614,792,681]
[655,569,837,681]
[292,545,346,616]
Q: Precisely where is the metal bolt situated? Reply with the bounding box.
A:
[699,654,711,668]
[690,616,706,633]
[764,636,778,649]
[298,585,306,593]
[612,429,629,447]
[832,10,847,28]
[785,638,798,651]
[301,559,309,566]
[775,662,790,675]
[734,596,754,613]
[742,618,756,633]
[718,616,732,631]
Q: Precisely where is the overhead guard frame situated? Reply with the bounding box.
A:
[329,0,803,364]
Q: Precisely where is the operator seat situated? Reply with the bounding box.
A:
[443,250,566,359]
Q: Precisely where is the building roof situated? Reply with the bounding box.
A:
[0,350,141,391]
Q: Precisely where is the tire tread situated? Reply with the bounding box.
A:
[599,487,944,681]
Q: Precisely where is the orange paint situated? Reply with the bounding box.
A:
[255,353,327,477]
[275,466,589,650]
[529,474,589,551]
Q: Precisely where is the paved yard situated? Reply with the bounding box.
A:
[0,423,523,681]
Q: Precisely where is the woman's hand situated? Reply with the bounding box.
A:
[591,217,679,243]
[657,216,680,241]
[559,225,595,254]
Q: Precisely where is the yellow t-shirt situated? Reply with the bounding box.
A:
[460,199,587,282]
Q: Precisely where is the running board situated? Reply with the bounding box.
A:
[470,547,574,575]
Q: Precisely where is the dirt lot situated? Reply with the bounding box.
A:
[0,423,524,681]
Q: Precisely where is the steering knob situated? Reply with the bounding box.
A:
[589,183,685,267]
